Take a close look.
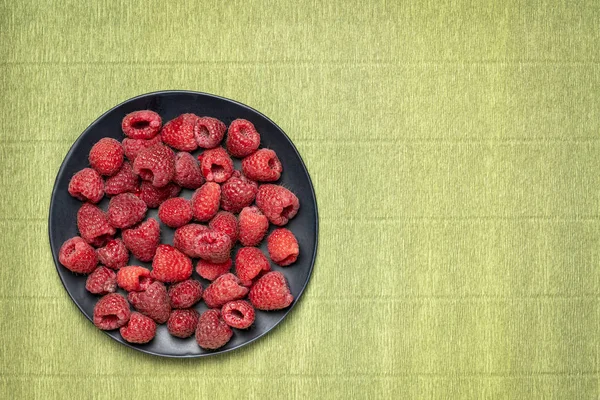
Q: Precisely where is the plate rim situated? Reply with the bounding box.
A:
[48,90,319,358]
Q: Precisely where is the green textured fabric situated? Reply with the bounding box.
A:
[1,0,599,398]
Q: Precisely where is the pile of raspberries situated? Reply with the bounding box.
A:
[59,110,300,350]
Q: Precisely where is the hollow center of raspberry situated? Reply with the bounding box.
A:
[101,314,120,324]
[138,168,154,181]
[94,234,112,247]
[196,125,209,138]
[230,309,244,320]
[211,164,225,177]
[239,127,249,138]
[132,120,150,129]
[267,157,276,169]
[280,254,297,265]
[281,205,295,219]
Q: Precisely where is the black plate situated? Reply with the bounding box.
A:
[48,91,318,357]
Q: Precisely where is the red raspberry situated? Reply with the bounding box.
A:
[158,197,193,228]
[191,182,220,222]
[150,245,192,283]
[267,228,299,266]
[96,239,129,270]
[167,309,199,338]
[117,266,153,292]
[255,184,299,226]
[122,218,160,262]
[173,223,209,258]
[122,135,162,162]
[196,259,232,281]
[77,203,116,247]
[225,119,260,158]
[93,293,130,330]
[194,116,226,149]
[194,230,232,263]
[104,162,139,196]
[85,266,117,295]
[58,236,98,274]
[121,110,162,140]
[173,152,204,189]
[133,144,176,188]
[68,168,104,203]
[168,279,203,308]
[209,211,238,243]
[137,181,181,208]
[127,281,171,324]
[235,247,270,286]
[107,193,147,229]
[161,113,199,152]
[195,310,232,350]
[203,273,249,309]
[199,147,233,183]
[242,149,282,182]
[120,312,157,344]
[220,171,258,213]
[221,300,255,329]
[89,138,124,176]
[249,271,294,310]
[238,206,269,247]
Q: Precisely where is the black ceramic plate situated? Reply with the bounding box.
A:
[48,91,318,357]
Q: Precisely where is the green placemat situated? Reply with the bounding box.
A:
[1,1,599,398]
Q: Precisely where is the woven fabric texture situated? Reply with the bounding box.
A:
[1,0,599,398]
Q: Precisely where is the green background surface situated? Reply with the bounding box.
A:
[1,0,599,398]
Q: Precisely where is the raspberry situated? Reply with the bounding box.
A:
[225,119,260,158]
[196,259,232,281]
[209,211,238,244]
[235,247,270,286]
[120,312,157,344]
[221,300,255,329]
[89,138,124,176]
[167,309,199,338]
[117,266,153,292]
[121,110,162,140]
[202,273,249,309]
[161,113,199,152]
[122,135,162,162]
[104,162,139,196]
[93,293,130,330]
[107,193,148,229]
[255,184,300,226]
[238,206,269,247]
[267,228,299,266]
[85,266,117,295]
[249,271,294,310]
[122,218,160,262]
[199,147,233,183]
[168,279,203,308]
[137,181,181,208]
[191,182,220,222]
[194,230,232,263]
[195,117,227,149]
[158,197,193,228]
[68,168,104,203]
[173,223,209,258]
[59,237,98,274]
[242,149,282,182]
[173,152,204,189]
[133,144,176,188]
[96,239,129,270]
[77,203,116,247]
[127,281,171,324]
[195,310,232,350]
[220,171,258,213]
[150,245,192,283]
